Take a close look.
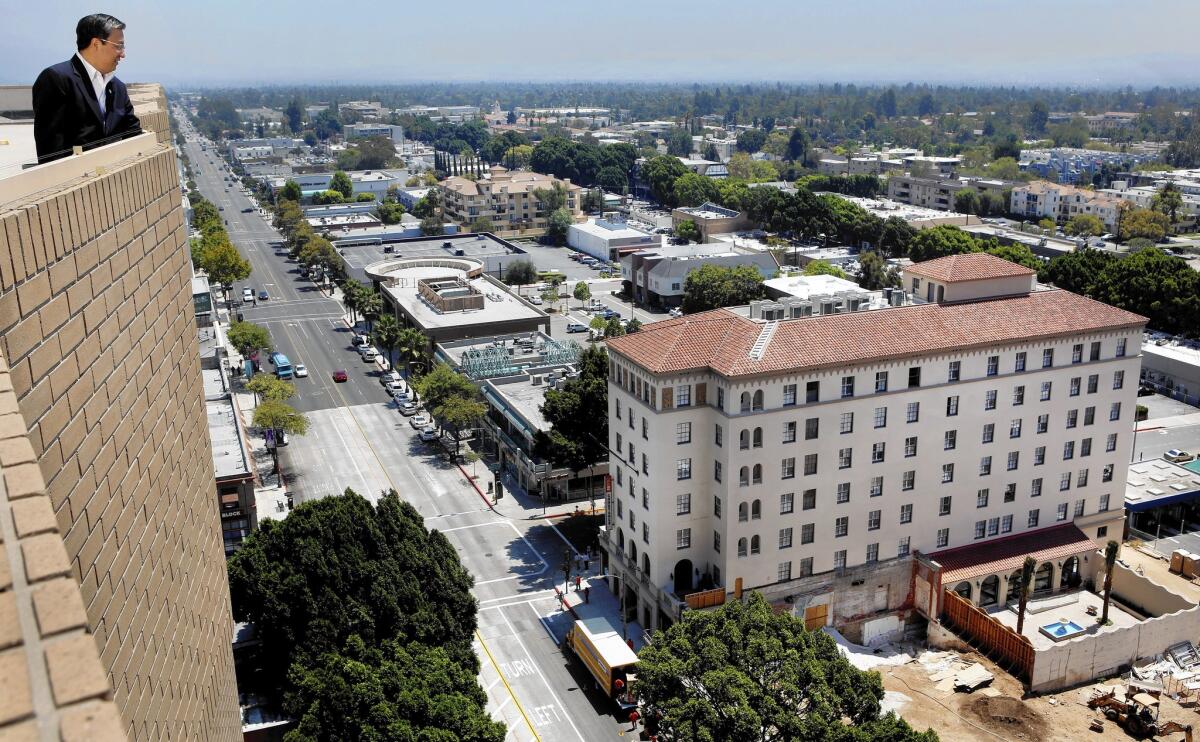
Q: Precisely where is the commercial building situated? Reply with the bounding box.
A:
[1140,335,1200,406]
[437,333,606,502]
[0,86,240,739]
[1010,181,1122,230]
[601,252,1144,640]
[825,195,982,232]
[567,215,660,261]
[670,202,753,242]
[439,166,583,237]
[267,169,406,200]
[1019,147,1159,185]
[1084,112,1139,135]
[886,174,1014,212]
[343,123,404,143]
[620,244,778,309]
[204,366,257,554]
[364,252,549,346]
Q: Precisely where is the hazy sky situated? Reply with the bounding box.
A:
[6,0,1200,88]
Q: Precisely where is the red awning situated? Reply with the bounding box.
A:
[930,524,1097,584]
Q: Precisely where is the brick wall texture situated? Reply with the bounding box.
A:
[0,85,241,741]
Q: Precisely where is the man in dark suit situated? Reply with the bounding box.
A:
[33,13,142,164]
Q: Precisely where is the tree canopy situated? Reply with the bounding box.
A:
[681,264,767,314]
[534,345,609,481]
[635,593,938,742]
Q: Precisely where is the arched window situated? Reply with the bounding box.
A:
[739,430,750,450]
[1006,570,1024,602]
[642,554,651,579]
[954,581,972,600]
[1060,556,1081,589]
[980,575,1000,606]
[752,390,764,411]
[738,503,748,522]
[617,529,625,548]
[629,541,639,562]
[752,427,763,448]
[751,500,761,520]
[739,467,750,487]
[750,535,761,555]
[737,538,748,557]
[752,464,763,484]
[1034,562,1053,593]
[740,392,751,413]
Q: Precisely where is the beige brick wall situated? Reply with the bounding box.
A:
[0,86,241,740]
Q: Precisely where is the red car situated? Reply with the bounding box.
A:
[332,369,348,382]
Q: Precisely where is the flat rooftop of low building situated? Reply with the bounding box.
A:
[1125,459,1200,512]
[829,194,973,224]
[483,372,575,432]
[1142,334,1200,367]
[203,368,252,480]
[373,263,544,330]
[676,202,740,220]
[437,331,568,369]
[571,217,655,239]
[764,273,865,298]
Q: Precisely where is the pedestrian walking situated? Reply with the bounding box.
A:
[584,586,590,604]
[628,709,640,731]
[574,575,582,592]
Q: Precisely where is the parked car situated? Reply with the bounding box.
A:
[399,402,419,416]
[242,207,253,213]
[1165,449,1195,463]
[409,413,431,429]
[360,347,378,362]
[528,295,543,305]
[669,307,683,318]
[599,308,619,319]
[384,380,405,395]
[257,290,269,301]
[293,363,308,378]
[351,333,370,346]
[419,426,439,442]
[566,321,587,333]
[332,369,348,382]
[379,370,402,388]
[242,288,254,302]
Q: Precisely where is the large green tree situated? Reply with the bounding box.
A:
[503,259,538,291]
[906,225,980,262]
[329,170,354,200]
[681,264,767,314]
[635,593,938,742]
[643,155,689,207]
[534,345,609,507]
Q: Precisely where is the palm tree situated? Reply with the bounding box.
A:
[396,328,426,380]
[360,292,383,333]
[341,279,366,326]
[1015,556,1036,635]
[1101,540,1120,625]
[373,315,402,371]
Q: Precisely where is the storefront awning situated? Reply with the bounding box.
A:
[930,524,1097,584]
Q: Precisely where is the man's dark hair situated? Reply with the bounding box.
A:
[75,13,126,51]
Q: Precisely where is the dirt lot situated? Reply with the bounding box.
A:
[882,650,1197,742]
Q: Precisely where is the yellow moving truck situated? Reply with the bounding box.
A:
[566,616,639,710]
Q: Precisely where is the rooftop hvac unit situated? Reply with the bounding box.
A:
[477,233,486,239]
[890,291,905,307]
[532,375,543,385]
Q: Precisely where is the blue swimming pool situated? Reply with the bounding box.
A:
[1040,619,1086,641]
[1184,459,1200,474]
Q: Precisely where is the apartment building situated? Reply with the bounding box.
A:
[0,86,240,739]
[1010,181,1122,230]
[886,174,1014,212]
[601,253,1145,639]
[439,167,582,236]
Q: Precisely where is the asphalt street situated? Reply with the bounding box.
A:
[179,120,630,740]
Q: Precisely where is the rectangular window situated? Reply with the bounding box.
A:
[902,471,915,491]
[801,523,815,544]
[1084,407,1095,425]
[1090,341,1101,361]
[866,543,879,563]
[977,488,989,508]
[874,407,887,429]
[1070,377,1081,397]
[937,528,949,548]
[615,399,622,420]
[644,523,649,543]
[870,476,883,498]
[676,493,691,515]
[839,412,854,434]
[1077,468,1089,488]
[905,436,918,457]
[900,503,913,524]
[1007,451,1020,471]
[802,489,816,510]
[717,387,725,410]
[674,528,692,550]
[871,442,886,463]
[676,422,692,444]
[781,457,796,479]
[1012,385,1025,406]
[643,417,648,440]
[1072,343,1083,364]
[1074,498,1086,517]
[906,402,920,423]
[1060,472,1071,491]
[1110,403,1121,421]
[1099,494,1110,512]
[1113,370,1124,390]
[779,528,793,549]
[1028,509,1040,528]
[806,381,819,403]
[778,561,792,581]
[1037,414,1049,434]
[676,385,691,407]
[1081,438,1092,457]
[1031,477,1043,497]
[1106,434,1117,453]
[908,366,921,388]
[980,456,992,476]
[714,495,722,518]
[875,371,889,393]
[836,482,850,504]
[676,458,692,480]
[1004,482,1017,502]
[1001,514,1013,534]
[942,464,954,483]
[1010,419,1022,438]
[783,384,797,406]
[715,424,723,447]
[982,423,995,444]
[841,376,855,398]
[643,489,649,509]
[1034,446,1046,466]
[1043,348,1054,368]
[838,448,852,469]
[835,516,849,537]
[805,418,819,440]
[987,355,999,377]
[898,536,911,557]
[988,517,1000,536]
[1116,338,1127,357]
[804,454,817,476]
[948,360,961,382]
[1015,351,1027,372]
[714,531,721,552]
[714,461,722,482]
[799,557,814,577]
[616,432,624,455]
[1056,503,1068,521]
[642,454,649,475]
[939,495,952,516]
[944,430,957,450]
[946,395,959,417]
[834,550,847,569]
[780,492,794,514]
[783,421,796,444]
[1087,374,1098,394]
[985,390,997,410]
[1066,410,1078,428]
[1040,381,1052,401]
[628,442,635,463]
[868,509,881,530]
[974,520,986,540]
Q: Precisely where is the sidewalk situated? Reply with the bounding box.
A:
[554,576,647,651]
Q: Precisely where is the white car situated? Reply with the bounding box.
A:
[384,380,405,395]
[409,413,431,429]
[360,347,378,362]
[242,288,254,302]
[419,426,438,442]
[528,295,543,305]
[669,307,683,318]
[293,363,308,378]
[399,402,419,416]
[379,370,402,388]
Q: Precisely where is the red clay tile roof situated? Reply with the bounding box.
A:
[906,252,1036,283]
[606,289,1146,378]
[931,524,1098,584]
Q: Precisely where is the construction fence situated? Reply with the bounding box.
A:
[941,590,1035,683]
